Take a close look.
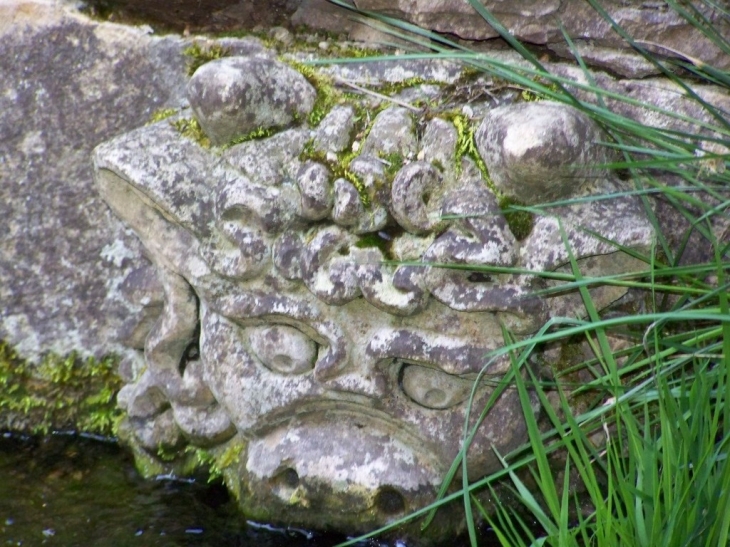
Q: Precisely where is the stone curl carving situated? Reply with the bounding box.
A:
[93,55,654,540]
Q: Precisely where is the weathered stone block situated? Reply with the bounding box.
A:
[93,55,658,540]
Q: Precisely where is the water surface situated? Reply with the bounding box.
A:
[0,433,362,547]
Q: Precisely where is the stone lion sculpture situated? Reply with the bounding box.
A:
[93,55,654,541]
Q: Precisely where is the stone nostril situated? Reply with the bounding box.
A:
[282,467,300,488]
[268,467,302,504]
[374,486,405,516]
[279,467,300,489]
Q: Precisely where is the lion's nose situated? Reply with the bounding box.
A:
[241,417,442,524]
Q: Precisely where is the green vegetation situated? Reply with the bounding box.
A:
[440,110,535,239]
[183,42,231,76]
[323,1,730,546]
[499,197,534,241]
[355,232,393,259]
[0,341,122,436]
[299,138,373,207]
[284,59,340,127]
[225,126,278,147]
[518,76,561,103]
[146,107,177,125]
[378,151,405,182]
[376,76,431,96]
[171,117,211,148]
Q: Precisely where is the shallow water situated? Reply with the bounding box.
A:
[0,433,497,547]
[0,433,370,547]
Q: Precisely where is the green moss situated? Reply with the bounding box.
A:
[284,59,339,127]
[379,151,405,182]
[377,76,432,96]
[183,42,231,76]
[442,111,491,182]
[225,126,278,147]
[146,107,177,125]
[431,158,445,172]
[517,75,560,103]
[330,44,384,59]
[457,66,483,82]
[499,197,535,241]
[171,116,285,150]
[355,233,393,259]
[299,139,372,207]
[171,117,211,148]
[0,341,122,436]
[437,112,535,239]
[187,440,245,483]
[148,435,245,485]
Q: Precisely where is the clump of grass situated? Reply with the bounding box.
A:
[322,1,730,546]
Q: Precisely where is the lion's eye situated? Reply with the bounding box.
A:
[399,363,475,409]
[249,325,318,375]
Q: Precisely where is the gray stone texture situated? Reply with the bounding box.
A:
[187,56,317,145]
[93,51,664,537]
[311,0,730,78]
[0,1,187,362]
[79,0,730,79]
[2,0,728,541]
[476,101,617,204]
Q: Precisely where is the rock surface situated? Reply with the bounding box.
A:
[477,102,617,204]
[93,51,661,538]
[80,0,730,78]
[348,0,730,77]
[187,56,317,145]
[2,0,728,541]
[0,1,185,363]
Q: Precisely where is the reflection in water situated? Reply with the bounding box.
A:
[0,433,366,547]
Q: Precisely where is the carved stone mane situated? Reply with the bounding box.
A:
[93,54,653,539]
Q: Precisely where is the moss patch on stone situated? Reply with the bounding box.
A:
[379,151,405,182]
[0,341,122,436]
[225,126,278,147]
[120,420,247,490]
[284,59,339,127]
[500,198,535,241]
[183,42,231,76]
[171,117,211,148]
[376,77,432,96]
[147,107,178,125]
[299,138,372,208]
[517,75,560,103]
[437,111,535,239]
